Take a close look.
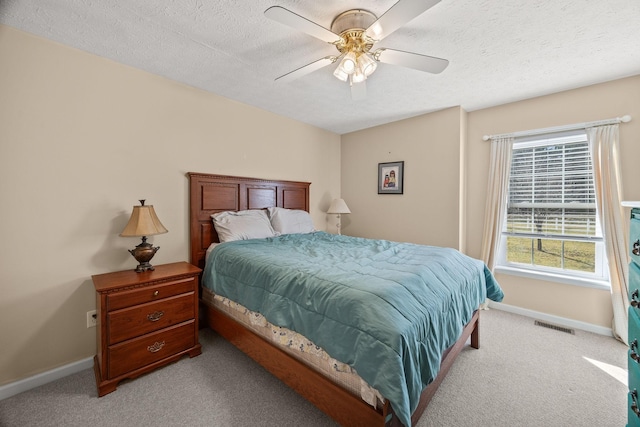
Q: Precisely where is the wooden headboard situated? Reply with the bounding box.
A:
[188,172,311,270]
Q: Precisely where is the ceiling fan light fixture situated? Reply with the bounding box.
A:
[351,67,366,84]
[333,66,349,82]
[358,53,377,77]
[266,3,450,98]
[339,51,357,75]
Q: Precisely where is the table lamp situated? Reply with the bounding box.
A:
[120,200,168,272]
[327,198,351,235]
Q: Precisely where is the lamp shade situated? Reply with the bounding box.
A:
[327,198,351,214]
[120,200,168,237]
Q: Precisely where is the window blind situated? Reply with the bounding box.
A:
[505,134,600,241]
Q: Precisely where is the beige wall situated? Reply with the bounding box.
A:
[0,25,341,386]
[341,107,464,248]
[342,75,640,328]
[467,75,640,327]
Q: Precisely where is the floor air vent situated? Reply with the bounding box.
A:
[534,320,575,335]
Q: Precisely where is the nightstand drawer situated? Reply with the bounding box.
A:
[631,262,640,310]
[631,348,640,391]
[108,292,196,344]
[631,211,640,268]
[630,389,640,427]
[108,320,195,378]
[631,307,640,393]
[107,276,196,311]
[631,306,640,346]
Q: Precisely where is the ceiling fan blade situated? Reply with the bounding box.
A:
[375,48,449,74]
[275,56,336,83]
[351,81,367,101]
[265,6,341,44]
[365,0,441,41]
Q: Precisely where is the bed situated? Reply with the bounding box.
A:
[188,172,503,427]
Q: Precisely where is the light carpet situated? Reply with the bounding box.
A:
[0,309,628,427]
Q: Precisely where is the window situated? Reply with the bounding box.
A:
[496,131,608,285]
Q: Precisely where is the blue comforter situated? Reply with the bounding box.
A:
[203,232,503,426]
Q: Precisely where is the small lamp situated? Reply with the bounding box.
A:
[120,200,168,272]
[327,198,351,235]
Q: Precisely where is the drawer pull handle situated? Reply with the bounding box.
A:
[632,389,640,417]
[632,290,640,308]
[147,341,165,353]
[632,340,640,363]
[634,240,640,256]
[147,311,164,322]
[153,290,159,297]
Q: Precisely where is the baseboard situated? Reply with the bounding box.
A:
[488,301,613,337]
[0,304,613,401]
[0,357,94,401]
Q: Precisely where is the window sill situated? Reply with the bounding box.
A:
[494,265,611,291]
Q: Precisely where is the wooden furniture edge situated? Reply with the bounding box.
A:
[207,307,389,426]
[187,172,311,186]
[408,309,479,425]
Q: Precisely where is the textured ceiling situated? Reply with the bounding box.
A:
[2,0,639,134]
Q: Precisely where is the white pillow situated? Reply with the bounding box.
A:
[205,243,219,261]
[267,207,315,235]
[211,210,277,243]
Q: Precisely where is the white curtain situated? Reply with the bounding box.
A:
[588,124,629,344]
[481,136,513,270]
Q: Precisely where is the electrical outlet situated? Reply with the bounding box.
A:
[87,310,97,328]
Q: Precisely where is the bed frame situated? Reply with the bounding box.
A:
[188,172,480,427]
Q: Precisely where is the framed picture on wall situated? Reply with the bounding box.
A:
[378,161,404,194]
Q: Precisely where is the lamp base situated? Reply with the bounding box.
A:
[133,261,155,273]
[128,236,160,273]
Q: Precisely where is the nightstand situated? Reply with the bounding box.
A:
[92,261,202,396]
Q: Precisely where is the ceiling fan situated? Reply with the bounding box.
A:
[264,0,449,100]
